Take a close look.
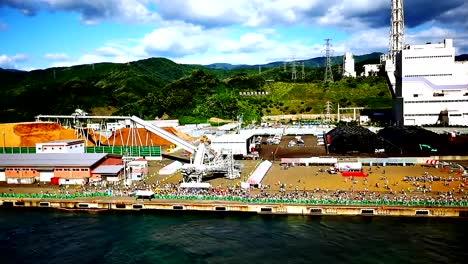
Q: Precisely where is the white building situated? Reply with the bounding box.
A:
[362,64,380,77]
[127,158,149,181]
[36,139,85,154]
[210,133,256,156]
[343,52,356,78]
[394,39,468,126]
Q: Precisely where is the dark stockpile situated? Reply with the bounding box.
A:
[377,126,461,155]
[326,126,399,154]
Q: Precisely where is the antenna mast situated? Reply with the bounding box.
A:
[389,0,405,63]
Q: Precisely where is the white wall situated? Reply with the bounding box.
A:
[36,143,85,154]
[59,178,86,185]
[0,172,5,182]
[211,142,248,156]
[39,172,54,182]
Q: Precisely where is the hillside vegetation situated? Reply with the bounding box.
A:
[0,55,391,124]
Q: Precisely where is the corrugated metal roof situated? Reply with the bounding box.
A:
[92,165,123,174]
[0,153,107,167]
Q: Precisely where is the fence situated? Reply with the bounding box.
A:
[2,192,466,207]
[0,147,36,154]
[0,192,110,199]
[0,146,161,157]
[85,146,161,157]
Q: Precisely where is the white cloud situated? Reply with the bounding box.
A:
[0,54,28,69]
[153,0,327,28]
[342,29,389,55]
[43,53,70,61]
[406,27,457,45]
[140,23,215,56]
[1,0,159,24]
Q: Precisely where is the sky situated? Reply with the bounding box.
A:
[0,0,467,70]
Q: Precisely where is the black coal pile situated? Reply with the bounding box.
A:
[326,126,399,154]
[377,126,453,154]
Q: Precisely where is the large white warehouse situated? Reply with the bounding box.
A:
[210,133,256,156]
[394,39,468,126]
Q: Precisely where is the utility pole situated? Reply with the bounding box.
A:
[291,60,297,81]
[324,38,334,82]
[325,100,333,123]
[301,62,305,80]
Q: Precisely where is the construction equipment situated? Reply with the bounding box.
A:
[166,144,176,153]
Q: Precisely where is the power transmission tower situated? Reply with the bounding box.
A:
[291,60,297,81]
[283,62,287,72]
[324,39,334,82]
[301,62,305,80]
[389,0,405,63]
[325,100,333,123]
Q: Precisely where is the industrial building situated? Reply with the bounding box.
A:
[342,52,356,78]
[36,139,85,154]
[210,133,257,157]
[0,153,122,184]
[393,39,468,126]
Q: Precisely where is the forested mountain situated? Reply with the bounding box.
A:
[205,52,383,70]
[0,55,391,124]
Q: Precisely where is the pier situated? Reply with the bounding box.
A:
[1,198,467,217]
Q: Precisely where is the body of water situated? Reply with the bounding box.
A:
[0,209,466,264]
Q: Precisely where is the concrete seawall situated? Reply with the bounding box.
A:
[1,198,467,217]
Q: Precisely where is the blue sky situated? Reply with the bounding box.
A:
[1,0,467,70]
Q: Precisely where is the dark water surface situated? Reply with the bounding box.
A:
[0,209,466,264]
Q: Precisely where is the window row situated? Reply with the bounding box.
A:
[404,55,452,59]
[405,99,468,103]
[37,145,81,150]
[404,113,468,116]
[405,74,452,77]
[5,168,37,172]
[404,114,438,116]
[55,168,88,171]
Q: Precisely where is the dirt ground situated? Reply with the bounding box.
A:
[1,133,466,196]
[257,135,326,159]
[0,159,465,197]
[146,160,465,193]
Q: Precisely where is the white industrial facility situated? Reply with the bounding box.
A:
[392,39,468,126]
[210,133,256,156]
[342,52,356,78]
[362,64,380,77]
[379,1,468,127]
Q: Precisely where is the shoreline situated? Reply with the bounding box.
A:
[2,197,467,218]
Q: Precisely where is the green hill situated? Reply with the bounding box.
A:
[0,56,391,124]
